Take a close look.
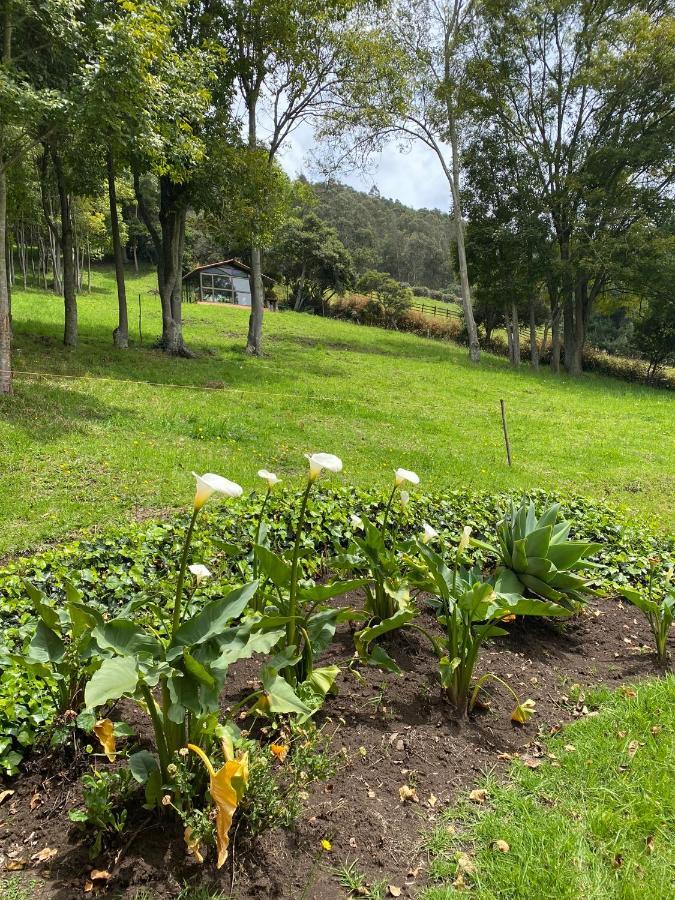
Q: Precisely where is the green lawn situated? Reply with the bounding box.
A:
[422,677,675,899]
[1,266,673,554]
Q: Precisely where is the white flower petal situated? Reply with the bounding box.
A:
[193,472,243,509]
[421,522,438,544]
[350,514,364,530]
[257,469,281,487]
[395,467,420,487]
[400,490,410,507]
[188,563,212,584]
[305,453,343,481]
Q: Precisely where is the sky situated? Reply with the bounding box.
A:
[277,122,452,213]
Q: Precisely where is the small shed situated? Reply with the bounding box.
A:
[182,259,272,306]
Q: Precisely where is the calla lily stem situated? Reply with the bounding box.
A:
[287,480,313,668]
[172,507,200,637]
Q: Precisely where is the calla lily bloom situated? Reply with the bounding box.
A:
[305,452,343,482]
[421,522,438,544]
[188,563,211,584]
[458,525,473,554]
[257,469,281,487]
[394,468,420,487]
[192,472,243,510]
[350,514,364,530]
[400,490,410,507]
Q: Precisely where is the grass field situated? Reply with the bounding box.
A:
[0,266,673,554]
[422,677,675,899]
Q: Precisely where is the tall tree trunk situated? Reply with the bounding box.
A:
[560,236,580,375]
[246,103,264,355]
[0,2,12,393]
[511,302,521,366]
[51,148,77,346]
[529,298,539,369]
[294,263,307,311]
[0,167,11,394]
[447,122,479,362]
[107,148,128,349]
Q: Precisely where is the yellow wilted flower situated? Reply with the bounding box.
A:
[270,742,289,762]
[511,699,536,724]
[188,743,249,869]
[93,719,116,762]
[321,839,332,851]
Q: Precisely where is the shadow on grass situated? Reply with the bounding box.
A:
[0,381,130,442]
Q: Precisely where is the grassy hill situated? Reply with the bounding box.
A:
[1,267,673,553]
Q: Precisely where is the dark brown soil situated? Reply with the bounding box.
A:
[1,596,672,899]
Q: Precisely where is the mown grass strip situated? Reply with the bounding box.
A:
[422,677,675,899]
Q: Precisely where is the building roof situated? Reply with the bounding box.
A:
[182,259,273,283]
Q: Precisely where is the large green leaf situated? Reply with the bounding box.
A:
[363,644,400,674]
[254,546,291,587]
[182,649,216,688]
[507,596,572,618]
[519,573,565,603]
[524,557,554,579]
[355,607,415,658]
[85,657,138,708]
[129,750,159,785]
[261,669,311,716]
[524,525,552,559]
[306,665,340,698]
[493,568,524,596]
[547,542,600,570]
[28,621,65,664]
[170,581,258,654]
[536,503,560,529]
[93,619,162,658]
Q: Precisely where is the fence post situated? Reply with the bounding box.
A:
[500,399,512,467]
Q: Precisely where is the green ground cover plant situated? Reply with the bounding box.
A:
[421,677,675,899]
[2,268,674,554]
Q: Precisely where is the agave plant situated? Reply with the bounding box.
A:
[472,500,601,610]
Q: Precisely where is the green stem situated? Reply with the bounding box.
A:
[253,489,271,579]
[469,672,521,714]
[141,682,170,781]
[381,484,398,545]
[287,480,313,652]
[228,689,264,719]
[172,507,199,638]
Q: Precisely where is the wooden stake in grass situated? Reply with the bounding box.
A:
[500,399,512,467]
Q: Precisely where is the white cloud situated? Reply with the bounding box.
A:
[278,123,451,213]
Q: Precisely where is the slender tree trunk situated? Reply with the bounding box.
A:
[107,148,128,349]
[511,302,521,366]
[294,263,307,311]
[246,102,264,355]
[0,3,12,393]
[560,236,580,375]
[51,149,77,346]
[447,133,479,362]
[529,299,539,369]
[0,167,11,394]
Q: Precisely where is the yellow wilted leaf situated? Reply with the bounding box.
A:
[469,789,487,804]
[184,826,205,864]
[93,719,116,762]
[511,699,536,725]
[188,743,249,869]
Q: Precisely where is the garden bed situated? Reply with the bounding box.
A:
[1,591,670,899]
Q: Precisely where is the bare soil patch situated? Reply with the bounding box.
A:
[1,596,671,899]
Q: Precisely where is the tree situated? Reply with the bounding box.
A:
[321,0,482,362]
[357,269,413,324]
[269,211,355,312]
[474,0,675,374]
[221,0,366,355]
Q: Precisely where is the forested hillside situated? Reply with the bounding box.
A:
[309,180,456,289]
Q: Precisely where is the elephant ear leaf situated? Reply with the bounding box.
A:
[85,657,138,709]
[28,621,65,664]
[261,667,312,717]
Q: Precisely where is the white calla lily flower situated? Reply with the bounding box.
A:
[192,472,243,510]
[394,467,420,487]
[458,525,473,554]
[350,514,364,531]
[188,563,212,584]
[257,469,281,487]
[421,522,438,544]
[305,452,343,482]
[400,490,410,507]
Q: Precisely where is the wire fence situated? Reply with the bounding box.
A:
[410,300,463,321]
